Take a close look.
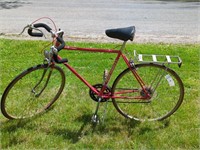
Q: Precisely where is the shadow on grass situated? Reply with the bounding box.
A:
[51,114,93,143]
[1,108,50,131]
[51,113,171,143]
[1,110,171,147]
[51,113,126,143]
[0,106,55,148]
[1,117,37,148]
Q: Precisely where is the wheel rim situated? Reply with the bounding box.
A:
[112,64,184,121]
[1,65,65,119]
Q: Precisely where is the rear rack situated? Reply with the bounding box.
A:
[134,50,182,67]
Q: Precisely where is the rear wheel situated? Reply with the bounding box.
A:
[111,63,184,121]
[1,64,65,119]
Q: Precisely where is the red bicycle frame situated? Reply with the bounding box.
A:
[55,41,150,100]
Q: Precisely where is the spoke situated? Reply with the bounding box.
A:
[2,64,65,119]
[112,64,183,121]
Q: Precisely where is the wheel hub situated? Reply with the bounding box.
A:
[140,87,154,98]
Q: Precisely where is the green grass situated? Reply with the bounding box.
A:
[0,39,199,149]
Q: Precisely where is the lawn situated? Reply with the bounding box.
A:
[0,39,199,149]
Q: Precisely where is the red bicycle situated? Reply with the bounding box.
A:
[1,18,184,122]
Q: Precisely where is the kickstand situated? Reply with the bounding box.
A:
[91,97,101,124]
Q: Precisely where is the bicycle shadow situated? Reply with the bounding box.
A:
[122,118,170,137]
[1,109,171,146]
[51,113,170,143]
[1,117,38,148]
[53,114,127,144]
[51,114,101,143]
[1,111,44,131]
[0,107,55,148]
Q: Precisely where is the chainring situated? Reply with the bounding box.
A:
[89,84,111,102]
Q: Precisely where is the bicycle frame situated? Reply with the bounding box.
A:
[55,41,150,100]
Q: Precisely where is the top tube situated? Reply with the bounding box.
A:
[63,41,127,54]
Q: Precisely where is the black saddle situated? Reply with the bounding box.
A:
[105,26,135,41]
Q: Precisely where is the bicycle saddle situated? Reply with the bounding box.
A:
[105,26,135,41]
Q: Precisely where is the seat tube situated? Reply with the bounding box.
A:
[122,51,146,88]
[99,42,127,96]
[120,41,127,52]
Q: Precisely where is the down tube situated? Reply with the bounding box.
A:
[64,63,99,94]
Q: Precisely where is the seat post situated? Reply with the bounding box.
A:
[120,41,127,52]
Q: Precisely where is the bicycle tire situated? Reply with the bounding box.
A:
[1,64,65,119]
[111,63,184,121]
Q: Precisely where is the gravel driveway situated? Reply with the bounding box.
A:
[0,0,199,43]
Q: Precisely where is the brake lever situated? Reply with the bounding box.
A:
[19,24,32,35]
[19,24,46,38]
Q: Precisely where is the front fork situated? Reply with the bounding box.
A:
[31,65,53,97]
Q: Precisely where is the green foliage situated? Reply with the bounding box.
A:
[0,39,199,149]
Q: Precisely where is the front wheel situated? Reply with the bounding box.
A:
[1,64,65,119]
[111,63,184,121]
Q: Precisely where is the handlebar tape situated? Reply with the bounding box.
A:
[56,36,65,51]
[28,23,52,37]
[28,29,43,37]
[53,54,68,64]
[53,36,67,63]
[27,23,67,63]
[33,23,52,32]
